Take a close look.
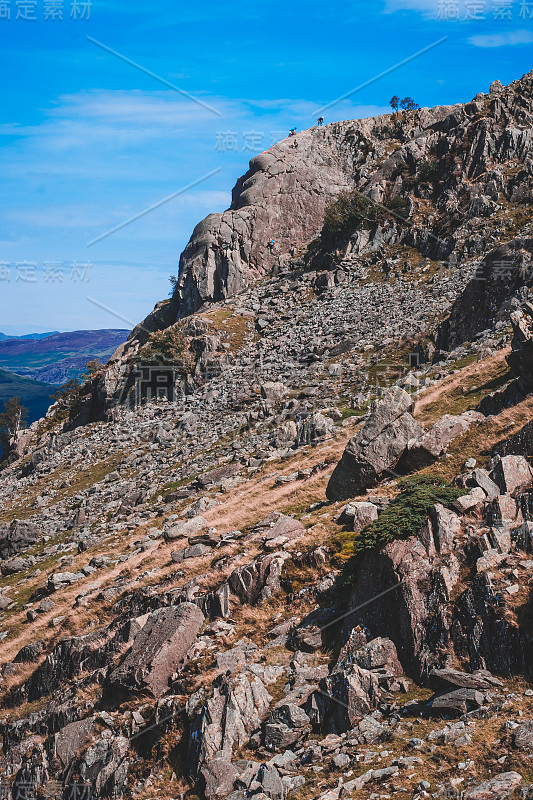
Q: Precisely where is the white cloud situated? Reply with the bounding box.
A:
[382,0,440,14]
[469,30,533,47]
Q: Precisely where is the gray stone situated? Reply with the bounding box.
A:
[463,772,522,800]
[514,720,533,750]
[108,602,204,697]
[351,501,379,533]
[327,388,423,500]
[352,636,402,675]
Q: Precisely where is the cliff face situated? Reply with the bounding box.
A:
[173,105,459,317]
[152,70,533,334]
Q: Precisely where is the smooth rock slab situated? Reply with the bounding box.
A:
[48,571,85,591]
[429,687,485,716]
[463,772,522,800]
[429,668,503,692]
[401,411,484,472]
[171,543,210,563]
[108,602,204,697]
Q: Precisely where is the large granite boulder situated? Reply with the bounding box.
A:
[188,670,271,778]
[351,636,402,675]
[326,388,423,501]
[0,520,40,560]
[46,717,96,770]
[463,772,523,800]
[306,662,381,733]
[229,551,290,605]
[264,703,311,751]
[107,603,204,697]
[490,454,533,496]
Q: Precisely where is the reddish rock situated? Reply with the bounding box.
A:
[491,455,533,496]
[48,717,96,770]
[453,488,485,515]
[400,411,484,472]
[200,755,239,799]
[471,468,501,499]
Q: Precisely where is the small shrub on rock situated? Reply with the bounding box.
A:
[336,475,465,587]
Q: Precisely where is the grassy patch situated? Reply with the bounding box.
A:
[449,352,478,371]
[337,406,369,423]
[202,309,250,353]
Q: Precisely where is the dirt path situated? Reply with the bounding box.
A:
[414,347,511,424]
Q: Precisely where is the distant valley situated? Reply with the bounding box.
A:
[0,367,57,426]
[0,328,129,384]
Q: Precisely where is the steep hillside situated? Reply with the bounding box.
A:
[0,72,532,800]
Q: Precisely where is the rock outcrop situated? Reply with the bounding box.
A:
[327,390,483,501]
[107,603,204,697]
[326,388,423,500]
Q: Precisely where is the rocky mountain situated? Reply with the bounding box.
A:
[0,72,532,800]
[0,329,129,385]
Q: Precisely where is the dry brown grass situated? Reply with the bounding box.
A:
[199,308,252,353]
[415,393,533,484]
[415,347,512,428]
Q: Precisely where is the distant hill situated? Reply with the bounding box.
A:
[0,329,129,384]
[0,331,59,341]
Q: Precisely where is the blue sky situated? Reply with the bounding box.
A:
[0,0,532,334]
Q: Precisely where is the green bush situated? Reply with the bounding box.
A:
[321,190,381,248]
[417,159,440,184]
[387,195,410,219]
[320,190,411,249]
[137,327,195,373]
[336,475,465,587]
